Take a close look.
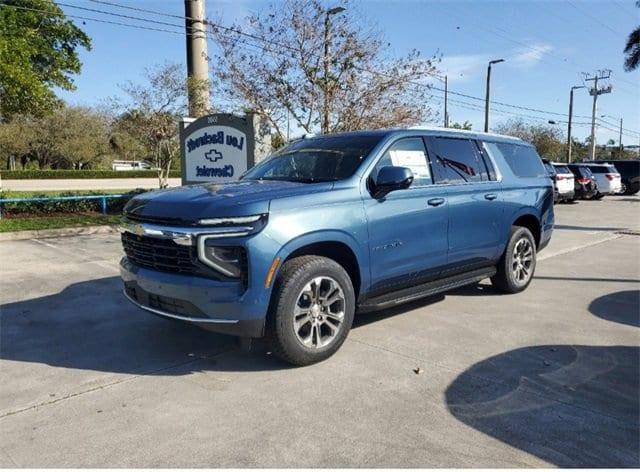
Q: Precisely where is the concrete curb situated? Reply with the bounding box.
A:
[0,224,119,242]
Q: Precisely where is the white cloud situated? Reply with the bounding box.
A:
[438,42,553,83]
[511,43,553,68]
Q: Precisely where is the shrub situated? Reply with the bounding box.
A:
[0,189,146,216]
[0,170,178,179]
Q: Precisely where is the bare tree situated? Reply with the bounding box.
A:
[210,0,440,139]
[114,63,206,187]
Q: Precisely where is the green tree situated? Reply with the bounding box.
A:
[0,117,30,169]
[449,121,472,130]
[494,119,566,160]
[0,0,91,120]
[623,1,640,71]
[0,106,108,170]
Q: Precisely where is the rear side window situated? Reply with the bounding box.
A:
[484,142,546,178]
[430,137,489,184]
[569,166,593,178]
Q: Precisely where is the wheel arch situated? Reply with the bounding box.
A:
[511,212,541,248]
[274,231,367,300]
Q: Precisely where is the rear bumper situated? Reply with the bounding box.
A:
[120,257,266,337]
[558,189,574,200]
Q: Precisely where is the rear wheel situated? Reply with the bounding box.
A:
[491,226,537,293]
[267,256,355,366]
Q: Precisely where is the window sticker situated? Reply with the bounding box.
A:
[389,150,430,179]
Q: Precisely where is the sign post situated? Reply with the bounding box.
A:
[180,113,270,185]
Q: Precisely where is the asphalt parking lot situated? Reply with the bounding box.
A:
[1,196,639,467]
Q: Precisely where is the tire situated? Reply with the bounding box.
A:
[267,255,355,366]
[491,226,537,294]
[594,193,604,200]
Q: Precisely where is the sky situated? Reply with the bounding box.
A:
[56,0,640,146]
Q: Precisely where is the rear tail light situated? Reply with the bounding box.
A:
[555,175,564,181]
[605,174,615,181]
[577,178,590,184]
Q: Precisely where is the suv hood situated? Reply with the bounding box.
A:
[124,179,334,223]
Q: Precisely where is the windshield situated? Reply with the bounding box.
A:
[241,135,383,183]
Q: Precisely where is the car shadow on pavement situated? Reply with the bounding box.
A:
[0,276,295,374]
[588,290,640,328]
[445,344,640,467]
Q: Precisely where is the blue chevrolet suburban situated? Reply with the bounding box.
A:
[120,127,554,365]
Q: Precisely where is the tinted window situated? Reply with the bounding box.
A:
[553,165,570,174]
[543,162,556,176]
[242,135,382,182]
[484,142,546,178]
[588,165,608,174]
[373,137,432,187]
[568,165,593,178]
[431,137,488,184]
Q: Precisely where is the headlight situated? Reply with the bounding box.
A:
[198,243,246,278]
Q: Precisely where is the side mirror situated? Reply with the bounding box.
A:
[372,166,414,199]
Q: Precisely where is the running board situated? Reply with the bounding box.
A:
[358,266,496,312]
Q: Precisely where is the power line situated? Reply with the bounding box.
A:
[0,3,186,35]
[3,1,632,130]
[75,1,636,118]
[566,0,619,37]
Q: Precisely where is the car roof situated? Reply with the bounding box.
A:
[310,127,526,144]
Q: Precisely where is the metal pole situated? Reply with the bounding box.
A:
[618,118,623,158]
[322,12,331,134]
[185,0,210,117]
[589,75,598,161]
[567,88,574,163]
[444,75,449,128]
[484,64,491,133]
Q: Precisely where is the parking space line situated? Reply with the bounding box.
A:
[31,238,120,273]
[538,234,623,261]
[0,351,235,421]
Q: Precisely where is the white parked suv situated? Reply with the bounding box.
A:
[552,163,576,202]
[585,163,622,197]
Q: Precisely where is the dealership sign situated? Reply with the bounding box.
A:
[180,114,257,185]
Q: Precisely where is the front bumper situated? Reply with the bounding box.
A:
[120,257,265,337]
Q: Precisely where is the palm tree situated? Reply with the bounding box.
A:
[623,1,640,71]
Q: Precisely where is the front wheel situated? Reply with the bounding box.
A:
[491,226,537,293]
[267,256,355,366]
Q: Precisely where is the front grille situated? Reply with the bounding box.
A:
[124,213,197,226]
[121,232,200,276]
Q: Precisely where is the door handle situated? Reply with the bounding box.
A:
[484,193,498,201]
[427,197,445,207]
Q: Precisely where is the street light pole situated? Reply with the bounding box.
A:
[484,59,504,133]
[444,75,449,128]
[322,6,346,134]
[567,85,585,163]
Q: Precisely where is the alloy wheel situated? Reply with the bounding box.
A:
[293,276,345,349]
[512,237,533,284]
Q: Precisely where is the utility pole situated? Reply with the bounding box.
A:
[322,7,346,134]
[484,59,505,133]
[185,0,210,117]
[566,85,585,163]
[618,117,623,158]
[444,75,449,128]
[584,70,612,160]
